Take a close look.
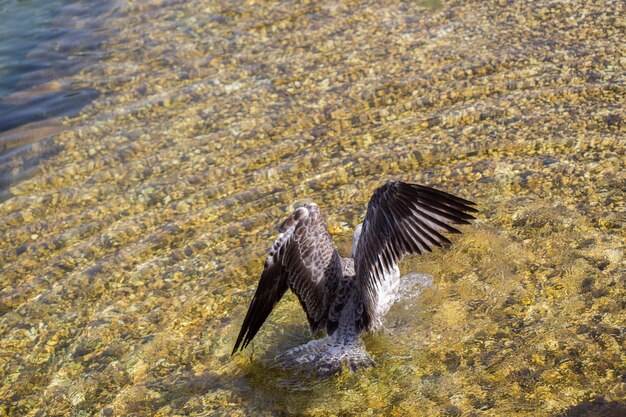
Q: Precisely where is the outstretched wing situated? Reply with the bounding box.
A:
[232,203,341,354]
[354,181,478,330]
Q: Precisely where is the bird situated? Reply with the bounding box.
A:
[231,180,478,377]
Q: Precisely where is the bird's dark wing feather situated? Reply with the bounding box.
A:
[232,203,341,354]
[354,181,478,330]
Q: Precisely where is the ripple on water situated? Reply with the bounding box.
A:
[0,0,117,200]
[0,0,624,416]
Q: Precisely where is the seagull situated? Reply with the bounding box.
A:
[232,180,478,377]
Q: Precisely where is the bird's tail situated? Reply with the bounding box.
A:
[274,336,375,378]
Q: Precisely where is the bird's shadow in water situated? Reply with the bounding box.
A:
[142,371,226,412]
[222,325,338,413]
[555,398,626,417]
[140,360,324,414]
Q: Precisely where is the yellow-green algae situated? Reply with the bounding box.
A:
[0,0,625,416]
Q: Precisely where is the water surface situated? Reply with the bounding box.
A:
[0,0,624,416]
[0,0,115,198]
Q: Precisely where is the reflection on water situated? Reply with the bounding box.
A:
[0,0,112,98]
[0,0,624,416]
[0,89,99,133]
[0,0,115,199]
[0,0,73,98]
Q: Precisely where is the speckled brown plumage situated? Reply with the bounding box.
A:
[232,180,477,374]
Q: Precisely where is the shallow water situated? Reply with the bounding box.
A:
[0,0,624,416]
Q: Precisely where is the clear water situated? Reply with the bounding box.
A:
[0,0,624,416]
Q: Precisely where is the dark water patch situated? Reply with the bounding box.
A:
[556,398,626,417]
[0,88,99,134]
[0,0,118,196]
[0,133,63,202]
[0,0,73,98]
[0,0,115,98]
